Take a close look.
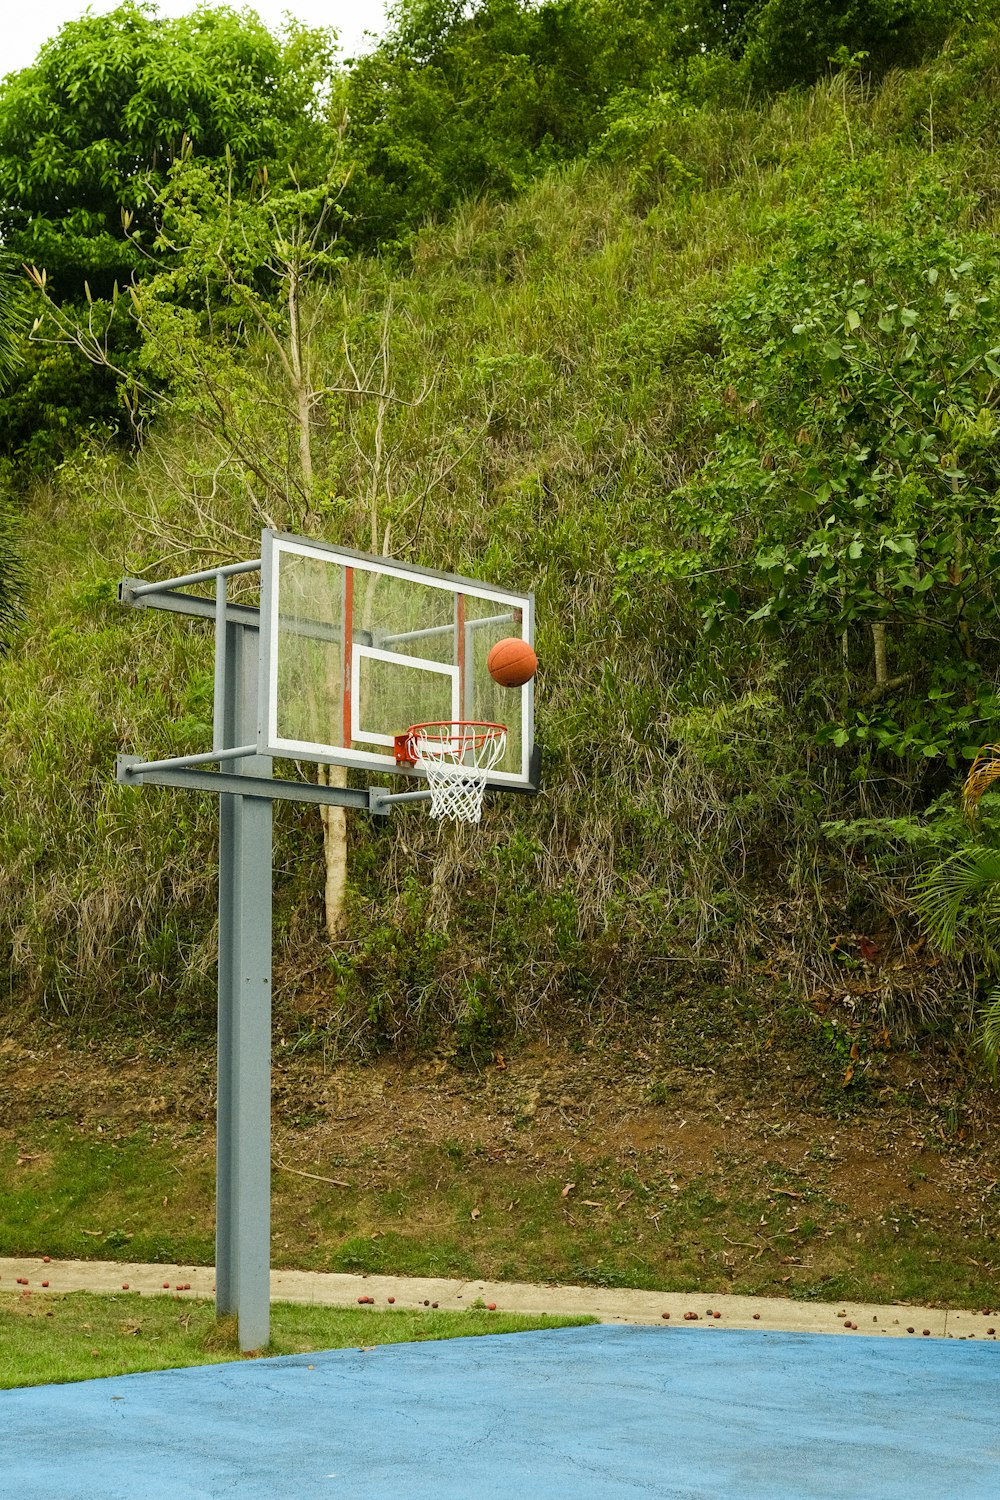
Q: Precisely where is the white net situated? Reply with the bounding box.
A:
[409,722,508,824]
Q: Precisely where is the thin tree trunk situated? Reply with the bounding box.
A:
[871,567,889,687]
[287,263,345,936]
[287,263,314,512]
[317,762,348,938]
[871,620,889,687]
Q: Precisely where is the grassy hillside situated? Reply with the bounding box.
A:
[4,27,1000,1087]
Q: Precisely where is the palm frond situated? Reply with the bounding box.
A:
[914,844,1000,957]
[975,988,1000,1083]
[963,745,1000,819]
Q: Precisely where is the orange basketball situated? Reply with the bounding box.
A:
[487,637,538,687]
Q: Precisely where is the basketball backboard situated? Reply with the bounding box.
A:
[257,532,537,789]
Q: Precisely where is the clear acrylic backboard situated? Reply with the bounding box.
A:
[257,532,536,788]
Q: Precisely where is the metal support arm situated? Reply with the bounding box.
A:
[116,755,377,811]
[123,559,261,598]
[119,578,260,630]
[119,745,257,776]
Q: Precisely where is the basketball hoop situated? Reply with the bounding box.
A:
[395,721,507,824]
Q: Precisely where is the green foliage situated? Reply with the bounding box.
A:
[917,844,1000,961]
[0,250,26,387]
[873,14,1000,148]
[0,502,24,649]
[0,1,339,473]
[9,22,1000,1063]
[628,169,1000,771]
[0,252,26,637]
[915,842,1000,1075]
[0,315,133,475]
[338,0,980,253]
[0,480,220,1019]
[343,0,741,248]
[346,0,588,245]
[0,1,336,296]
[741,0,964,92]
[978,989,1000,1076]
[0,0,981,476]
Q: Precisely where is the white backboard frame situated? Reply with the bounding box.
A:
[257,531,536,788]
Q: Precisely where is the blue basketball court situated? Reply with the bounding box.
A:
[3,1325,997,1499]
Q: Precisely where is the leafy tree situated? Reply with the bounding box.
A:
[343,0,711,248]
[0,2,339,472]
[741,0,966,92]
[621,172,1000,778]
[342,0,973,249]
[27,148,422,939]
[25,147,353,525]
[0,1,337,299]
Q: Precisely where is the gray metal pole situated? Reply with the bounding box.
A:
[215,610,273,1352]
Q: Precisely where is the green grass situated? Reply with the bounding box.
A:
[0,1126,215,1266]
[6,1122,998,1312]
[0,1291,593,1389]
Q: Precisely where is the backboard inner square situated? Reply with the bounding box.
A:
[352,648,458,747]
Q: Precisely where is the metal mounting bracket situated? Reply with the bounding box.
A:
[367,786,434,817]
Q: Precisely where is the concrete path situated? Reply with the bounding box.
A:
[2,1255,997,1340]
[3,1325,998,1499]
